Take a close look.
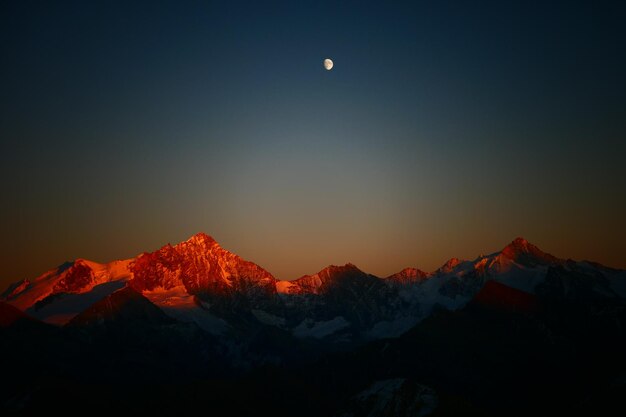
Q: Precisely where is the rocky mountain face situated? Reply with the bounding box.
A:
[129,233,278,303]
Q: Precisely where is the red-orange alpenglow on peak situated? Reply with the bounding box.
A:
[500,237,561,266]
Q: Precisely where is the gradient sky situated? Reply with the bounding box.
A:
[1,0,625,287]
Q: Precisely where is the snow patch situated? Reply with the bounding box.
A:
[25,280,127,324]
[356,378,405,401]
[492,264,548,293]
[293,316,350,339]
[143,285,229,335]
[366,316,420,339]
[275,280,296,294]
[252,309,286,327]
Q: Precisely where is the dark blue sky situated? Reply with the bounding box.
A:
[1,0,625,283]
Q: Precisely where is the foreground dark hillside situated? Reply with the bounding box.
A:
[2,283,626,416]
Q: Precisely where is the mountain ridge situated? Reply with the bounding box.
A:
[2,234,624,342]
[2,234,613,291]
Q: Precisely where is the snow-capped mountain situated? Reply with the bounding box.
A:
[1,258,132,325]
[2,234,625,343]
[129,233,277,302]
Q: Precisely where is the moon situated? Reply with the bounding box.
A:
[324,58,333,70]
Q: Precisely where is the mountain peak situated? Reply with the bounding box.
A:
[321,263,364,275]
[294,263,368,282]
[394,267,427,277]
[129,232,277,297]
[500,237,560,266]
[508,237,530,249]
[184,232,218,245]
[386,267,429,284]
[290,262,381,295]
[437,257,465,274]
[68,286,174,327]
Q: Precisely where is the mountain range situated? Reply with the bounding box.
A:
[2,233,626,415]
[3,233,625,341]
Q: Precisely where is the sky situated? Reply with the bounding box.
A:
[1,0,625,286]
